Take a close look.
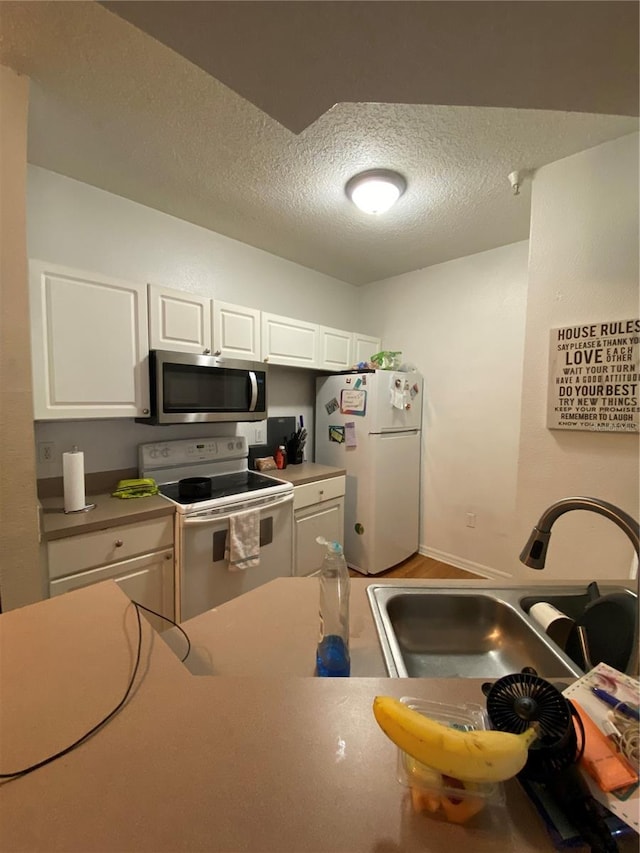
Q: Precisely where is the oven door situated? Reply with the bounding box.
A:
[149,350,267,424]
[177,492,293,621]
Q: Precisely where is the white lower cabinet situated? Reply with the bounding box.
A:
[293,476,346,576]
[50,550,174,632]
[47,516,175,632]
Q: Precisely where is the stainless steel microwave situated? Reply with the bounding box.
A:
[144,350,268,424]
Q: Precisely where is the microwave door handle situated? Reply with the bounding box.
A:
[181,492,293,525]
[248,371,258,411]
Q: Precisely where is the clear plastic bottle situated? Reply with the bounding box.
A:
[316,538,350,677]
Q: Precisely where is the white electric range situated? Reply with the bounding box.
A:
[139,437,293,621]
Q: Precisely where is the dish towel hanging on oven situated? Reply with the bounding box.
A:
[225,508,260,570]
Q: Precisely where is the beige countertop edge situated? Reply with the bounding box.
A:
[2,580,616,853]
[40,493,175,540]
[266,462,346,485]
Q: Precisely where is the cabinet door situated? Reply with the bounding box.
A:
[212,300,261,361]
[49,549,174,633]
[294,497,345,576]
[29,260,150,419]
[261,312,318,367]
[148,283,211,354]
[318,326,353,371]
[353,333,381,365]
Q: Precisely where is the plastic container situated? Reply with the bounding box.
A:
[371,350,402,370]
[396,697,505,824]
[315,538,350,677]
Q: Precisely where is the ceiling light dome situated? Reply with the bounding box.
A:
[345,169,407,215]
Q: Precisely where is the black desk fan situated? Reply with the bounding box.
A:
[482,669,619,853]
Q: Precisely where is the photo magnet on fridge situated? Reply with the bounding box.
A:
[325,397,339,415]
[329,426,345,443]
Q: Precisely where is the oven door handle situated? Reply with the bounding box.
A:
[181,491,293,525]
[248,371,258,412]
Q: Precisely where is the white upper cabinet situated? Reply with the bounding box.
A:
[318,326,353,371]
[261,312,319,368]
[212,300,261,362]
[29,260,150,420]
[353,333,382,366]
[148,284,211,354]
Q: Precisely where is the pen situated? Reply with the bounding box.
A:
[592,687,640,722]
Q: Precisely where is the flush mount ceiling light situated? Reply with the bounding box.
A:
[345,169,407,215]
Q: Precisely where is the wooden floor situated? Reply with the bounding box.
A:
[348,553,476,580]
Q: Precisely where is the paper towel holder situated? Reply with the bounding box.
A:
[62,445,96,514]
[63,503,96,514]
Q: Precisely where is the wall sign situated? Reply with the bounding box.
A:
[547,318,639,432]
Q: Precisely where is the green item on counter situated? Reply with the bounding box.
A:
[112,478,159,499]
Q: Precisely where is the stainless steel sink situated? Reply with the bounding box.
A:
[368,585,589,678]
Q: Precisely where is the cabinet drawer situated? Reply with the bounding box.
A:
[293,476,346,510]
[48,516,174,580]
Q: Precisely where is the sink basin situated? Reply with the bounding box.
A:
[368,585,585,679]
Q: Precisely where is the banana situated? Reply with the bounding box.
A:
[372,695,537,784]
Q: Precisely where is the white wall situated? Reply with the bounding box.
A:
[360,241,530,579]
[28,167,360,477]
[515,132,639,581]
[360,133,639,582]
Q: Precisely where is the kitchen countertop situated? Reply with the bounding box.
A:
[164,576,638,678]
[267,461,345,486]
[0,582,571,852]
[2,578,637,851]
[39,464,344,541]
[164,577,388,677]
[40,492,174,541]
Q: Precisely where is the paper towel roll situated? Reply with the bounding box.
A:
[63,448,86,513]
[529,602,575,648]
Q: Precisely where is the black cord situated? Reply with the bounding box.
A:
[132,600,191,663]
[0,601,190,781]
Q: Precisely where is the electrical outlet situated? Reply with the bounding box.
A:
[255,426,265,444]
[38,441,55,464]
[465,512,476,528]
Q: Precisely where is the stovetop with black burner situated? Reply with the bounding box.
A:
[158,470,285,506]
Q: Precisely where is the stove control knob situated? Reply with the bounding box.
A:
[161,448,169,457]
[228,441,234,451]
[149,449,158,459]
[236,441,243,449]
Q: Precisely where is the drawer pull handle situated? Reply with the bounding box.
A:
[115,539,124,548]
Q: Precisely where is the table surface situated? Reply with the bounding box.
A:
[2,577,637,851]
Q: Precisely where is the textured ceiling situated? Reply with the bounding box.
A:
[1,1,638,286]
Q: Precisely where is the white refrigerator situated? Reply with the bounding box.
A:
[315,370,423,575]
